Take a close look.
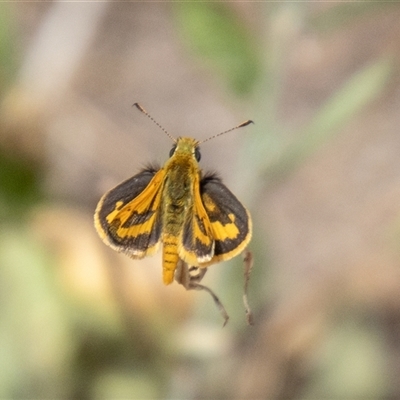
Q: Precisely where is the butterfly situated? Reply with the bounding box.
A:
[94,103,253,325]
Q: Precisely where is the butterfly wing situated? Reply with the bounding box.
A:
[179,174,215,266]
[199,173,252,266]
[94,167,165,258]
[179,172,251,267]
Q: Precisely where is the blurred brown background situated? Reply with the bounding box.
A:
[1,2,400,399]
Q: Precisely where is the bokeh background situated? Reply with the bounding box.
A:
[1,2,400,399]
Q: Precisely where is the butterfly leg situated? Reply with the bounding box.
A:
[175,260,229,326]
[187,266,207,283]
[243,250,254,325]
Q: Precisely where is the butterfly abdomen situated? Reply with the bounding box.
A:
[162,201,186,285]
[162,234,180,284]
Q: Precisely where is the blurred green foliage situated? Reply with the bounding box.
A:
[173,3,262,96]
[301,315,389,399]
[0,152,42,220]
[0,228,70,398]
[0,5,41,221]
[263,58,393,182]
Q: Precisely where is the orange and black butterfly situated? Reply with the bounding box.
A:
[94,104,253,324]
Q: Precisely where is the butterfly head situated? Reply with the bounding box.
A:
[132,103,252,164]
[169,137,201,162]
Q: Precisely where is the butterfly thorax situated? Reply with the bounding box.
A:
[162,138,199,234]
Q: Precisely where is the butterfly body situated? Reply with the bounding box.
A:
[160,137,204,283]
[95,136,251,285]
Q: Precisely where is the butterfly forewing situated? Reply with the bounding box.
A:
[95,168,165,258]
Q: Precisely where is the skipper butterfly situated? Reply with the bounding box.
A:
[94,104,253,325]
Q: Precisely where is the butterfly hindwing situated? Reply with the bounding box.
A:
[199,173,252,265]
[94,167,165,258]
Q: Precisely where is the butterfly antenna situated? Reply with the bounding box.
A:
[200,119,254,144]
[133,103,176,142]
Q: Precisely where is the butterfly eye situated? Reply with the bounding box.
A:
[169,145,177,157]
[195,147,201,162]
